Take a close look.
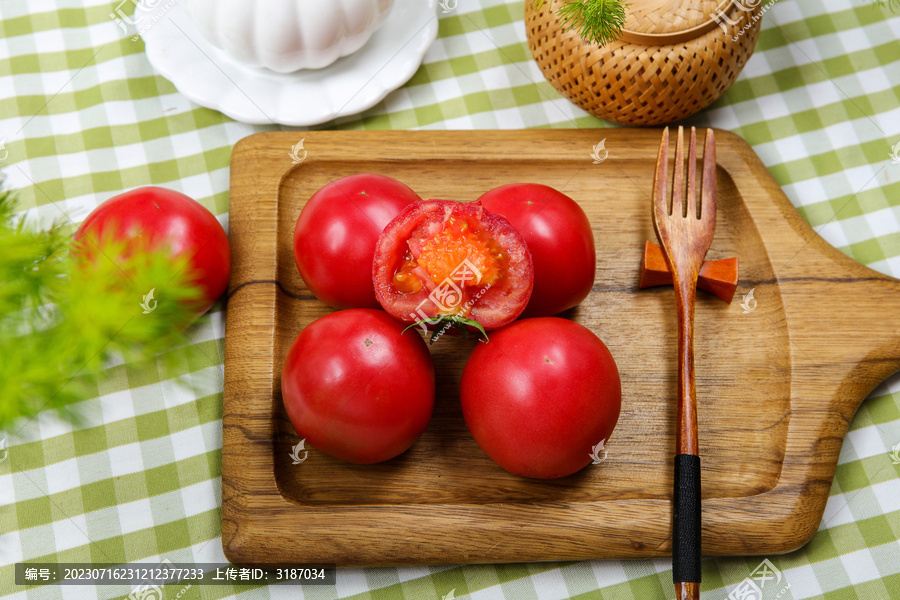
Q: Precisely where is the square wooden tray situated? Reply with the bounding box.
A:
[222,130,900,566]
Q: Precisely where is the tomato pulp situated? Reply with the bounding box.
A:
[373,200,533,332]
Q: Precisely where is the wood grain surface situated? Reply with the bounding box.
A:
[222,130,900,566]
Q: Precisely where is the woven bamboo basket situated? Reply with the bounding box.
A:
[526,0,764,126]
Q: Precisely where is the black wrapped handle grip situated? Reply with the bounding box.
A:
[673,453,701,583]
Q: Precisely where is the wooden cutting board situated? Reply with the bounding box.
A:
[222,130,900,567]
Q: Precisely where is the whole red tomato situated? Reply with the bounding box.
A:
[281,309,435,464]
[73,186,230,316]
[293,174,421,309]
[373,199,533,332]
[477,183,595,317]
[460,317,621,479]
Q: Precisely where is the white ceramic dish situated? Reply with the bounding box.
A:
[187,0,395,73]
[136,0,438,126]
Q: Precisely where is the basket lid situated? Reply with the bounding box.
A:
[620,0,736,45]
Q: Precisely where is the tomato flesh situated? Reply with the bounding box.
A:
[373,200,533,331]
[392,248,424,293]
[391,215,507,312]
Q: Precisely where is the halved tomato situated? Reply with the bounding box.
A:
[373,200,533,333]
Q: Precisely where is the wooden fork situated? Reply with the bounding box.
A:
[651,126,717,600]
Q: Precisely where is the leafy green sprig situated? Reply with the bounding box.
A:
[0,179,206,431]
[532,0,628,47]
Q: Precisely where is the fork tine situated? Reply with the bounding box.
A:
[672,126,684,217]
[687,127,697,219]
[701,128,717,225]
[653,127,669,218]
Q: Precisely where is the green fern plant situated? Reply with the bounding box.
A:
[531,0,628,47]
[0,177,206,431]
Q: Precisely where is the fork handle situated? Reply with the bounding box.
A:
[674,454,701,592]
[673,279,701,598]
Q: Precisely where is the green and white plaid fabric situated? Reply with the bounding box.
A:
[1,0,899,598]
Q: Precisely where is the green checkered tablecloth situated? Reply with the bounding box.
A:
[2,0,899,598]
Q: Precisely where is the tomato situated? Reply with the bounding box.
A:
[477,183,595,317]
[73,186,230,316]
[281,309,435,464]
[373,200,533,332]
[460,317,621,479]
[293,174,421,309]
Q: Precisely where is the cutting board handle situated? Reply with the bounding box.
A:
[718,128,900,416]
[736,141,900,422]
[778,226,900,414]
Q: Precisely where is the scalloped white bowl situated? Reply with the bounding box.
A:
[136,0,438,126]
[187,0,394,73]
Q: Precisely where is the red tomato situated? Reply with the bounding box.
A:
[73,186,230,316]
[460,317,621,479]
[293,174,421,309]
[373,200,533,332]
[281,309,435,464]
[477,183,595,317]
